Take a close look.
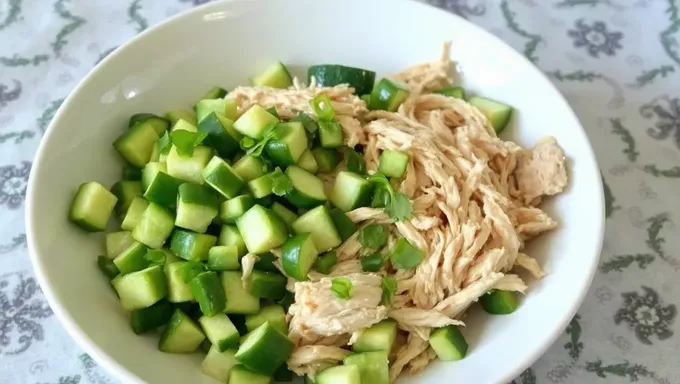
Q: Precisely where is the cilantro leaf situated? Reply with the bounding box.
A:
[170,130,208,157]
[367,173,413,221]
[386,192,413,221]
[344,149,366,175]
[243,124,279,157]
[269,168,293,196]
[359,225,387,249]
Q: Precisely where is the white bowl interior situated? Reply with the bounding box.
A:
[27,0,604,383]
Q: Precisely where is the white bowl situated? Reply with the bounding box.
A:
[26,0,604,382]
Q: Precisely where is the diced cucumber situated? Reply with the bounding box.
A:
[297,149,318,174]
[352,320,397,353]
[120,197,149,231]
[201,86,228,100]
[479,290,518,314]
[233,155,267,182]
[377,150,409,178]
[233,105,279,139]
[191,271,226,316]
[229,365,272,384]
[208,245,240,270]
[284,166,327,208]
[175,183,219,233]
[113,265,167,310]
[308,65,376,95]
[236,205,289,254]
[235,321,294,375]
[342,351,389,384]
[282,233,319,281]
[312,148,339,173]
[122,165,142,181]
[165,261,194,303]
[68,182,118,232]
[271,202,298,228]
[110,180,142,216]
[468,96,513,134]
[265,122,309,166]
[218,225,247,257]
[113,241,149,275]
[130,300,173,334]
[368,78,410,112]
[274,366,294,382]
[198,112,242,158]
[161,248,182,264]
[165,110,198,127]
[97,255,120,280]
[113,123,160,167]
[246,270,287,300]
[128,113,171,136]
[143,171,183,210]
[318,120,344,149]
[330,171,373,212]
[203,156,246,199]
[248,173,274,199]
[245,304,287,334]
[132,203,175,249]
[254,252,280,272]
[314,251,337,275]
[199,313,239,351]
[329,208,358,241]
[222,271,260,314]
[159,309,205,353]
[171,118,198,133]
[316,365,362,384]
[428,325,468,361]
[141,162,167,191]
[166,146,212,185]
[170,229,217,261]
[105,231,135,259]
[196,98,238,122]
[202,346,238,383]
[251,61,293,88]
[434,86,465,99]
[220,194,255,224]
[292,206,342,252]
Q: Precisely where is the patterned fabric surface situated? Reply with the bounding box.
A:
[0,0,678,383]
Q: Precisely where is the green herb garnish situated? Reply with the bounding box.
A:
[314,252,338,275]
[344,149,366,174]
[361,252,383,272]
[381,276,397,305]
[310,94,335,121]
[389,238,424,269]
[269,167,293,196]
[367,172,413,221]
[170,130,208,157]
[331,277,353,300]
[359,224,387,249]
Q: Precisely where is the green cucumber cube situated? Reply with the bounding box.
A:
[165,261,194,303]
[113,123,159,167]
[208,245,240,271]
[479,290,518,314]
[120,197,149,231]
[105,231,136,259]
[271,202,298,228]
[352,320,397,353]
[245,304,287,334]
[232,155,267,182]
[234,321,294,375]
[142,162,167,191]
[468,96,513,134]
[236,205,289,254]
[143,171,183,210]
[233,105,279,139]
[68,182,117,232]
[311,148,339,173]
[342,351,389,384]
[297,149,318,174]
[218,225,247,257]
[377,150,409,178]
[281,233,319,281]
[110,180,142,215]
[197,112,242,158]
[318,120,344,149]
[131,202,175,248]
[158,309,205,353]
[201,86,227,100]
[220,195,256,224]
[329,208,358,241]
[113,241,149,275]
[246,270,287,300]
[292,206,342,252]
[196,98,238,122]
[202,156,246,199]
[251,61,293,89]
[170,229,217,261]
[265,122,308,166]
[113,265,167,310]
[247,174,274,199]
[175,183,219,233]
[428,325,468,361]
[171,118,198,132]
[221,271,260,314]
[202,346,238,382]
[165,110,197,126]
[166,146,212,185]
[199,313,239,351]
[191,271,226,316]
[229,366,271,384]
[97,256,120,280]
[434,86,465,99]
[130,300,173,334]
[330,171,373,212]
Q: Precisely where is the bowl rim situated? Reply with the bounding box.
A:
[25,0,604,382]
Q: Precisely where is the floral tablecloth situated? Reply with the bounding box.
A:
[1,0,679,383]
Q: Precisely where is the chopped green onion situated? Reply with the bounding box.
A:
[243,124,280,157]
[144,250,166,264]
[344,148,366,174]
[314,252,338,274]
[381,276,397,305]
[240,137,256,150]
[359,225,387,249]
[389,238,424,269]
[182,261,206,283]
[157,131,172,155]
[331,277,353,300]
[310,94,335,121]
[361,253,383,272]
[170,130,208,157]
[269,168,293,196]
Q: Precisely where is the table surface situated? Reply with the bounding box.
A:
[1,0,679,383]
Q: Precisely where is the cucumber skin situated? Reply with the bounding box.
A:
[479,290,518,314]
[329,208,358,241]
[235,322,294,375]
[281,233,319,281]
[191,271,226,317]
[130,300,174,335]
[308,65,376,95]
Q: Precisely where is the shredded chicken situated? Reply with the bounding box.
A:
[226,43,567,382]
[240,253,259,289]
